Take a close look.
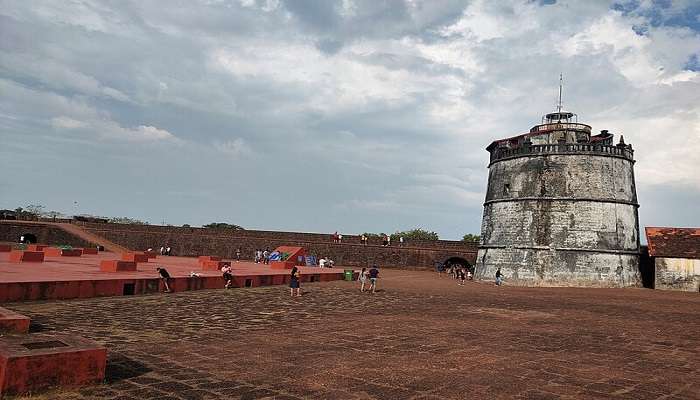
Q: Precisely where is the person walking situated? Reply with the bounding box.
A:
[156,267,172,293]
[263,249,270,265]
[359,267,369,292]
[235,248,241,262]
[458,267,466,286]
[399,236,404,246]
[290,266,301,297]
[495,267,503,286]
[368,265,379,293]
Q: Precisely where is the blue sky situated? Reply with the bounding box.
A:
[1,0,699,239]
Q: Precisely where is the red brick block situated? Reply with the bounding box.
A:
[143,250,158,259]
[99,260,137,272]
[0,333,106,396]
[0,307,30,334]
[26,244,48,252]
[43,247,63,257]
[80,248,98,255]
[9,251,44,263]
[121,253,149,263]
[61,249,83,257]
[201,260,229,271]
[0,244,12,252]
[198,255,222,263]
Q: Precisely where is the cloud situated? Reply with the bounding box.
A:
[218,138,252,157]
[1,0,699,238]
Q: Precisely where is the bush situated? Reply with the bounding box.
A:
[203,222,245,230]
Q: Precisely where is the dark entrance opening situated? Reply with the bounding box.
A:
[123,283,136,295]
[443,257,473,273]
[20,233,37,244]
[244,279,253,287]
[638,246,654,289]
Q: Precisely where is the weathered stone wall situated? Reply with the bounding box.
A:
[0,222,94,248]
[654,257,700,292]
[476,153,641,287]
[77,223,477,269]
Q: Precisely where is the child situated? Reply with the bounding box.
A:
[458,267,466,286]
[290,266,301,297]
[359,267,369,292]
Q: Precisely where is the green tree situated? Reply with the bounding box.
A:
[462,234,480,242]
[203,222,245,230]
[390,228,439,241]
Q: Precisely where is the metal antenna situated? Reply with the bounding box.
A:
[557,73,563,113]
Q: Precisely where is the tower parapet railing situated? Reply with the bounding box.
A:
[489,142,634,164]
[529,122,591,133]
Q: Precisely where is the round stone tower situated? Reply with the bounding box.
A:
[475,110,641,287]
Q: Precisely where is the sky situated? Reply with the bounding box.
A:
[0,0,699,240]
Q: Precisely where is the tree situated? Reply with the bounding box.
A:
[24,204,45,218]
[203,222,244,230]
[390,228,439,241]
[109,217,148,225]
[45,210,65,221]
[362,232,385,239]
[462,234,480,242]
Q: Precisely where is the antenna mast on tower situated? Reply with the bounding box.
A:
[557,73,563,114]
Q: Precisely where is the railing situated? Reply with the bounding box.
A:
[490,143,634,164]
[529,122,591,133]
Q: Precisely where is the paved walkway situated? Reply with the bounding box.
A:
[4,270,699,399]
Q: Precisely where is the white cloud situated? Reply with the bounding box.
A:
[1,0,699,237]
[51,116,87,129]
[217,138,252,157]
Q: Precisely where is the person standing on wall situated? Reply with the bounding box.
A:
[235,248,241,262]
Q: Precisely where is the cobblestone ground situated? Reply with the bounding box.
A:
[4,270,699,400]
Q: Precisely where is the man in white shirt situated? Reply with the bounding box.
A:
[319,257,327,268]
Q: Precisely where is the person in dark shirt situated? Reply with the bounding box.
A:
[495,267,503,286]
[156,267,172,293]
[368,265,379,293]
[290,266,301,297]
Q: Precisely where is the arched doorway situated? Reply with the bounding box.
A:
[442,257,473,273]
[20,233,38,244]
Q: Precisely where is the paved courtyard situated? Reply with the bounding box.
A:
[4,269,699,400]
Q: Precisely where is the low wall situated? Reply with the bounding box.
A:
[655,257,700,292]
[78,223,477,269]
